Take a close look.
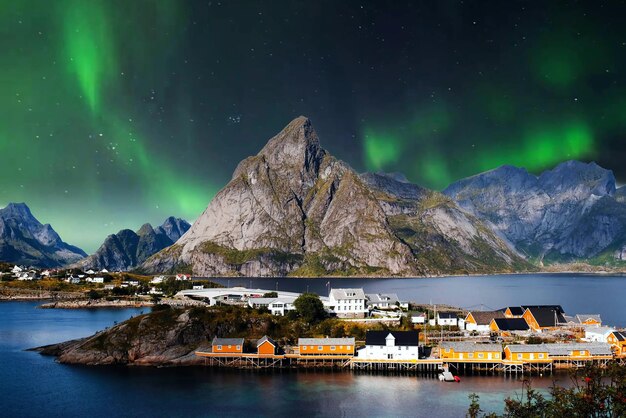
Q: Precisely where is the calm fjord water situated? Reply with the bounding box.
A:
[1,274,623,417]
[210,273,626,327]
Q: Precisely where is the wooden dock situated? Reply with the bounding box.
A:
[194,350,625,375]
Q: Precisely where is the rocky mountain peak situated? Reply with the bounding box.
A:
[0,202,86,267]
[136,223,155,236]
[538,160,615,197]
[0,202,36,221]
[241,116,326,182]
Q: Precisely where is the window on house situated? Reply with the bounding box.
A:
[517,353,522,359]
[331,346,336,351]
[478,353,484,359]
[236,345,241,350]
[468,353,474,358]
[217,345,222,350]
[302,346,307,351]
[318,346,323,351]
[495,353,499,359]
[228,345,232,349]
[347,346,351,350]
[538,353,544,359]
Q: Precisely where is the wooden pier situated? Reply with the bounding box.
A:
[194,351,624,375]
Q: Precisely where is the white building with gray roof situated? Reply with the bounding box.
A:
[329,288,368,318]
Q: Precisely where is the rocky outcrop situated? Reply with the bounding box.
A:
[0,203,86,267]
[443,161,626,263]
[75,217,190,271]
[142,117,530,276]
[33,306,285,366]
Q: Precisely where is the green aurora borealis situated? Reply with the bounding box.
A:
[1,1,626,252]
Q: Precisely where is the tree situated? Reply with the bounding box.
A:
[468,364,626,417]
[263,291,278,298]
[294,293,326,323]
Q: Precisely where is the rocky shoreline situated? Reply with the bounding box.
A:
[0,287,83,301]
[39,299,154,309]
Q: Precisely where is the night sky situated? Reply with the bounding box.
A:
[2,0,626,252]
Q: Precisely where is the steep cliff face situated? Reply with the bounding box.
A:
[76,218,190,271]
[142,117,529,276]
[0,203,86,267]
[443,161,626,262]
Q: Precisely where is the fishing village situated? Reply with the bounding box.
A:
[179,286,626,380]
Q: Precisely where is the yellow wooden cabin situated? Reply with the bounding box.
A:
[606,331,626,356]
[521,306,566,332]
[502,307,524,318]
[211,337,244,354]
[504,344,550,362]
[257,335,279,356]
[298,338,355,356]
[489,318,530,337]
[439,342,502,361]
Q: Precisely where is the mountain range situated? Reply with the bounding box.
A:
[4,117,626,275]
[0,203,87,268]
[443,161,626,265]
[73,217,191,271]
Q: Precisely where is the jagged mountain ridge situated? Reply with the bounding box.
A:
[0,203,87,268]
[140,116,529,276]
[443,161,626,264]
[75,217,190,271]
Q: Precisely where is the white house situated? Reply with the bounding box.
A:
[411,312,427,324]
[86,269,96,275]
[366,293,408,310]
[436,311,459,327]
[192,285,204,290]
[584,326,615,343]
[41,270,51,277]
[11,265,23,274]
[329,288,368,318]
[100,269,109,273]
[66,276,81,284]
[356,331,420,360]
[104,284,115,290]
[150,276,166,284]
[17,272,38,281]
[176,274,191,281]
[248,296,297,316]
[123,278,140,286]
[92,277,104,283]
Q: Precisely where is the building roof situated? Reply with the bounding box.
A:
[545,343,613,356]
[576,314,602,324]
[212,337,244,346]
[611,331,626,341]
[492,318,530,331]
[521,305,565,314]
[438,311,459,319]
[525,307,566,327]
[256,335,277,347]
[365,331,419,346]
[505,344,549,353]
[585,326,615,336]
[501,306,525,316]
[366,293,400,304]
[440,342,502,352]
[467,310,505,325]
[298,337,355,346]
[330,288,365,300]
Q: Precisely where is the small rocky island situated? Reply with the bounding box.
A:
[32,304,365,366]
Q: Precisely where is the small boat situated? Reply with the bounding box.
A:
[438,371,455,382]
